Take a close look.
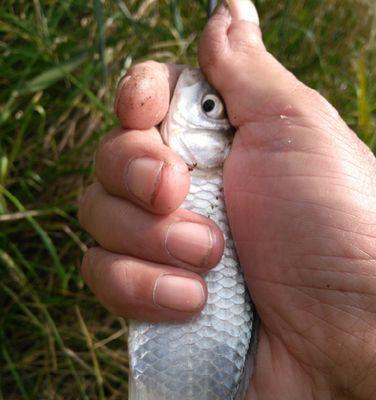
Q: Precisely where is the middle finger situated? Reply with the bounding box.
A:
[79,183,224,272]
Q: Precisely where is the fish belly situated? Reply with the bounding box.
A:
[128,172,254,400]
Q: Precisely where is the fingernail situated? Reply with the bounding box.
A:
[126,157,164,205]
[165,222,213,267]
[226,0,260,25]
[153,275,205,312]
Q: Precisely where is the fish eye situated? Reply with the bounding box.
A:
[201,94,225,119]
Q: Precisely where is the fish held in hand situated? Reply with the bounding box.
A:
[128,67,256,400]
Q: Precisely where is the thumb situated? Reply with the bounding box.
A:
[199,0,336,128]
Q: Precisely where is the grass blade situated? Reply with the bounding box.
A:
[19,56,87,96]
[75,306,105,400]
[0,185,66,288]
[1,344,31,400]
[93,0,108,92]
[356,50,372,141]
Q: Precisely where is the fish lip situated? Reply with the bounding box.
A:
[174,128,233,170]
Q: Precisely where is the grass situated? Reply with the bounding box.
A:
[0,0,375,399]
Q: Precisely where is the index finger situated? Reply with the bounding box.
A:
[115,61,185,130]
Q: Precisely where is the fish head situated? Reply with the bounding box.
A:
[161,67,233,170]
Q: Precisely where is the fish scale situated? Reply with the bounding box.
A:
[129,171,254,400]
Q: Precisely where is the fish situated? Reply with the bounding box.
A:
[128,67,256,400]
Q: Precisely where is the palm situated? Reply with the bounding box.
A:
[223,117,376,398]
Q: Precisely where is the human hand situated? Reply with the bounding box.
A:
[78,61,226,323]
[79,1,376,399]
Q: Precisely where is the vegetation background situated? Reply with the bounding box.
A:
[0,0,375,399]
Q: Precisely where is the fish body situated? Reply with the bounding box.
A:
[128,67,255,400]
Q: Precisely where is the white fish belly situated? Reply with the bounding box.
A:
[128,172,254,400]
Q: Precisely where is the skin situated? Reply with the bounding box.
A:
[79,1,376,399]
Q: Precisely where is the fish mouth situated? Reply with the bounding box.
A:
[171,127,233,170]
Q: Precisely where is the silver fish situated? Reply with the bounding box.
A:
[128,67,255,400]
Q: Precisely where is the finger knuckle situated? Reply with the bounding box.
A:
[95,131,117,173]
[77,183,97,228]
[80,249,93,285]
[228,23,264,53]
[200,37,226,72]
[199,23,229,71]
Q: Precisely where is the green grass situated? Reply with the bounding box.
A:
[0,0,375,399]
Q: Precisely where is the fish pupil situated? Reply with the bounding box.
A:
[202,99,215,113]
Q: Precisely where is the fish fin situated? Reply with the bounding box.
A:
[128,362,149,400]
[234,313,260,400]
[128,365,140,400]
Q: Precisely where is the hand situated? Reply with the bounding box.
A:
[78,62,225,322]
[79,1,376,399]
